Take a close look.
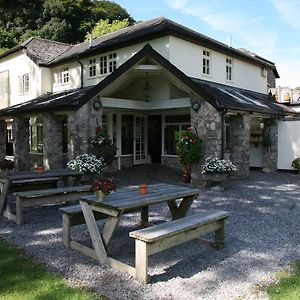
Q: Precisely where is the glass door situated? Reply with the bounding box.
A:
[134,115,147,165]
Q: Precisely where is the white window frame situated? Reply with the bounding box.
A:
[226,58,233,81]
[163,114,191,156]
[29,117,44,154]
[56,67,69,85]
[0,70,9,102]
[18,73,30,95]
[100,55,108,75]
[88,58,97,78]
[108,53,117,73]
[202,50,211,75]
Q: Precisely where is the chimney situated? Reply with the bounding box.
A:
[228,35,232,48]
[89,32,93,48]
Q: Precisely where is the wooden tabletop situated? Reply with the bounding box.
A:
[79,183,200,211]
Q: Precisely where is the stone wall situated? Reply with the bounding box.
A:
[0,120,6,160]
[13,117,31,171]
[67,98,102,161]
[229,114,251,178]
[263,118,278,172]
[162,156,183,170]
[42,113,63,169]
[190,100,222,184]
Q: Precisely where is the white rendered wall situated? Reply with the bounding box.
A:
[169,36,267,93]
[52,36,170,92]
[0,52,47,106]
[278,119,300,170]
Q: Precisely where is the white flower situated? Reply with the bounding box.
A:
[201,156,237,174]
[67,154,106,174]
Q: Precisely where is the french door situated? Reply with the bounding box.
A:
[134,115,148,165]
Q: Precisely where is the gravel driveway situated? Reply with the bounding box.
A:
[0,170,299,300]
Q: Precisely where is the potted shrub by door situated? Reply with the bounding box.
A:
[201,156,237,186]
[176,130,202,183]
[92,177,117,201]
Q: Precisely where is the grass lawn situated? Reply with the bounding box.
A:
[0,237,105,300]
[268,261,300,300]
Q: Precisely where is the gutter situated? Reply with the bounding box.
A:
[77,57,84,89]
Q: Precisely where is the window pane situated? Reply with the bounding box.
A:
[165,125,179,155]
[122,115,133,155]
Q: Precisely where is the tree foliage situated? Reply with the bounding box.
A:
[87,19,129,39]
[0,0,134,49]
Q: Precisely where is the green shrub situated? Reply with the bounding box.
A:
[176,131,202,165]
[291,158,300,173]
[90,131,117,167]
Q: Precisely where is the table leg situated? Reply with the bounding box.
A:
[102,211,123,248]
[80,201,109,265]
[140,206,149,226]
[167,195,197,220]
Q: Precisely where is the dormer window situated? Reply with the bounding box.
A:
[89,58,97,78]
[109,53,117,73]
[56,67,69,84]
[226,58,233,81]
[99,53,117,75]
[18,73,30,95]
[202,50,211,75]
[100,55,108,75]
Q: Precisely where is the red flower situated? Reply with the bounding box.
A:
[92,177,117,195]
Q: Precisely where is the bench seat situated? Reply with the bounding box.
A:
[13,185,92,225]
[129,210,230,283]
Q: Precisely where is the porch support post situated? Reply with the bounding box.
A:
[42,113,63,169]
[0,120,6,160]
[67,100,101,161]
[13,117,30,171]
[262,118,278,173]
[190,100,222,185]
[229,114,251,178]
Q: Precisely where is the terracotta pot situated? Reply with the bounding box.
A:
[139,184,148,195]
[35,167,45,173]
[95,190,106,202]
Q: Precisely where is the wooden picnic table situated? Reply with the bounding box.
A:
[76,183,200,277]
[0,168,83,216]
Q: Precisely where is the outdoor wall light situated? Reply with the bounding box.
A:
[192,101,201,112]
[93,98,102,111]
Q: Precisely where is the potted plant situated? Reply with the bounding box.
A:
[92,177,117,201]
[201,156,237,184]
[0,158,15,178]
[176,130,202,183]
[291,157,300,174]
[67,154,106,182]
[90,130,117,167]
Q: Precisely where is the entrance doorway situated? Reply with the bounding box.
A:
[133,115,148,165]
[148,115,162,164]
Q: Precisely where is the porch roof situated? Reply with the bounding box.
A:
[0,44,293,118]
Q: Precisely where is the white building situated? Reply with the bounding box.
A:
[0,17,292,177]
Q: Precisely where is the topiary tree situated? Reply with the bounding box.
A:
[89,130,117,167]
[176,130,202,183]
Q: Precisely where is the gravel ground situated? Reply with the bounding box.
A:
[0,169,300,300]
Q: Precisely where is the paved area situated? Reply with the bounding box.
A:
[0,166,299,299]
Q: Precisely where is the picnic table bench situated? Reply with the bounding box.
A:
[12,185,92,225]
[129,210,230,283]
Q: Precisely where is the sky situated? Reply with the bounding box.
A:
[114,0,300,88]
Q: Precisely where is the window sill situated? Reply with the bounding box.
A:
[162,154,178,158]
[29,152,43,155]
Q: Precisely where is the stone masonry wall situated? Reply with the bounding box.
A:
[42,113,63,169]
[0,120,6,160]
[229,114,251,178]
[191,100,222,184]
[13,117,31,171]
[263,118,278,172]
[68,98,102,161]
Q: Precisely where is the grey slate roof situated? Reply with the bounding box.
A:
[0,37,72,65]
[0,44,292,118]
[47,17,276,69]
[0,87,93,116]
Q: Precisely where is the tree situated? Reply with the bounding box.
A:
[0,0,133,49]
[87,19,129,39]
